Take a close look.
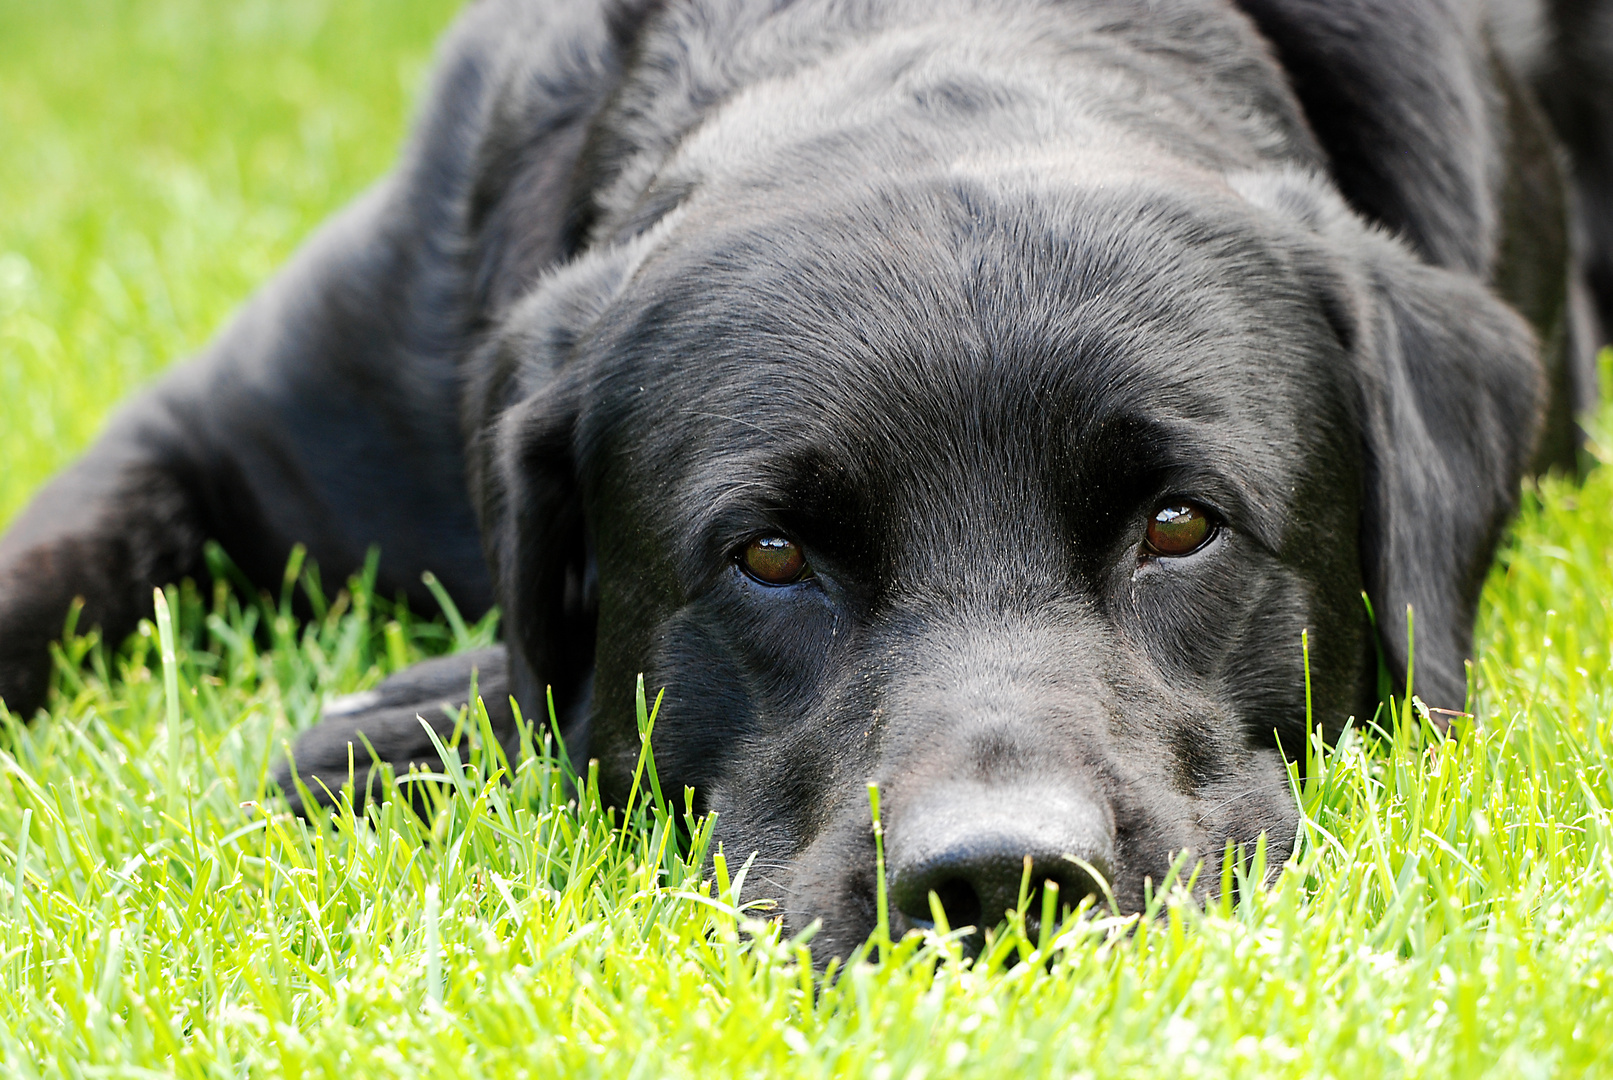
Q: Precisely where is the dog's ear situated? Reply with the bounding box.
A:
[1233,170,1544,714]
[464,233,666,744]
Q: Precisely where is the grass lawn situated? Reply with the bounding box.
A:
[4,1,1613,1075]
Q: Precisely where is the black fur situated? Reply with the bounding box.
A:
[1,0,1603,957]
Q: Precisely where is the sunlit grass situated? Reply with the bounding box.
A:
[4,2,1613,1076]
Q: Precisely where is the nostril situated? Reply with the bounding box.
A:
[894,860,1100,942]
[885,790,1117,944]
[1048,855,1109,907]
[1039,859,1107,921]
[926,877,983,932]
[890,846,1113,940]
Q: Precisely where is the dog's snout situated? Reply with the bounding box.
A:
[886,789,1115,942]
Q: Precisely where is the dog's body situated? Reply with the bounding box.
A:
[1,0,1606,955]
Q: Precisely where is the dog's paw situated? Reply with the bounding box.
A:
[272,646,513,815]
[0,647,49,722]
[0,554,71,721]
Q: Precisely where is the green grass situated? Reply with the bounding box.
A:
[5,1,1613,1075]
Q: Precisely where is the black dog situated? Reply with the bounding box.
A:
[0,0,1606,957]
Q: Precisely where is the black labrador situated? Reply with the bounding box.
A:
[0,0,1606,957]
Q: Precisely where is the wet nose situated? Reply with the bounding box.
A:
[886,790,1115,941]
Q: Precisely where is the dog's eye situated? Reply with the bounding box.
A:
[1144,503,1213,557]
[741,536,809,585]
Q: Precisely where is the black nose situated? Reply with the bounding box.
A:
[886,790,1115,943]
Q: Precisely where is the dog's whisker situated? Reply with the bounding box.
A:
[1196,782,1283,816]
[680,409,777,438]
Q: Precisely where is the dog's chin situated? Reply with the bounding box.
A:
[768,827,881,964]
[780,877,881,966]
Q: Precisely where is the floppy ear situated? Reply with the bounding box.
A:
[274,234,661,810]
[1233,170,1545,714]
[463,236,662,748]
[1352,243,1543,712]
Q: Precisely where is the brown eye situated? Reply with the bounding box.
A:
[1145,503,1213,557]
[741,536,808,585]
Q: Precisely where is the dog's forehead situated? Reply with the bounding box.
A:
[581,180,1350,539]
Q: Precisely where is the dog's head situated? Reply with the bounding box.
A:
[469,167,1539,956]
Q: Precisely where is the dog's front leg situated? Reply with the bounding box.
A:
[272,647,517,817]
[0,381,217,718]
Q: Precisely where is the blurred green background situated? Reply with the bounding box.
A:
[0,0,462,526]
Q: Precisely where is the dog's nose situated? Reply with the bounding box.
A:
[886,790,1115,941]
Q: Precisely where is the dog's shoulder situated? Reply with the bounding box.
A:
[1231,0,1501,275]
[374,0,661,316]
